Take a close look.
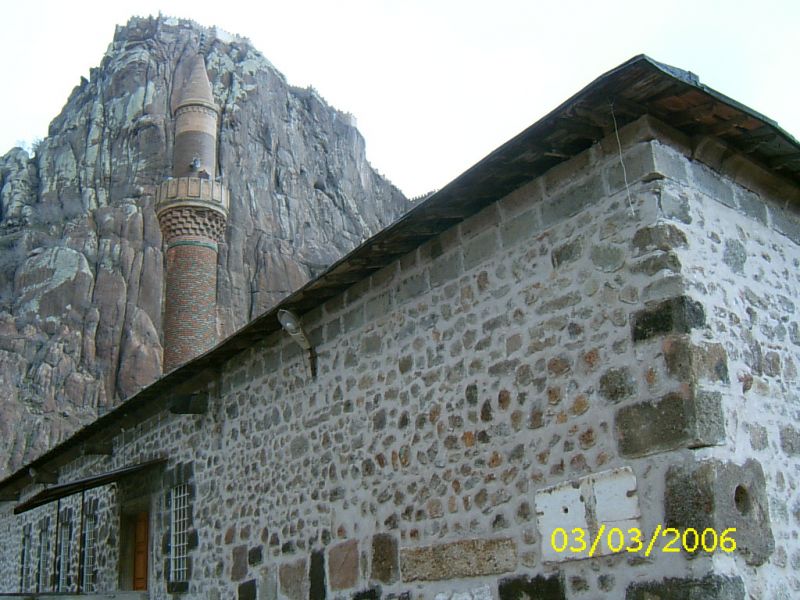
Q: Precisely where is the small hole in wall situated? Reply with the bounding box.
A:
[562,506,569,514]
[734,485,751,515]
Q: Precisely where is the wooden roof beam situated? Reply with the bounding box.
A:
[554,116,605,141]
[769,153,800,169]
[81,441,113,456]
[0,490,20,501]
[169,392,208,415]
[29,467,58,485]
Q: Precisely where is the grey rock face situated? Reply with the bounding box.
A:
[0,15,408,477]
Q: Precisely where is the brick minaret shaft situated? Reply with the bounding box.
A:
[156,54,229,372]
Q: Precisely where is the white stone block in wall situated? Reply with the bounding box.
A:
[535,480,589,562]
[535,466,641,562]
[594,467,640,523]
[435,585,493,600]
[593,467,641,555]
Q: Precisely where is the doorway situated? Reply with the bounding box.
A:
[119,502,150,591]
[133,512,148,590]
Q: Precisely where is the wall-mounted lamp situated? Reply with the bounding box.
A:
[277,309,317,377]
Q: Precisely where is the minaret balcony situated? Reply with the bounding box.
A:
[155,176,229,219]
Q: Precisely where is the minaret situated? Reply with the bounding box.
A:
[156,54,229,372]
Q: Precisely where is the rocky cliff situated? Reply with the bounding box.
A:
[0,15,408,477]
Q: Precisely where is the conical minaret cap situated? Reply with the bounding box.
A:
[177,54,217,111]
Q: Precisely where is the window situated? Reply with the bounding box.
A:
[169,484,190,582]
[81,512,96,591]
[56,511,73,592]
[37,517,51,592]
[164,464,195,593]
[19,524,33,592]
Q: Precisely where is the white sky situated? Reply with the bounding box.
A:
[1,0,798,198]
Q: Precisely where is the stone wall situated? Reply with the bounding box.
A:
[2,117,798,598]
[646,131,800,597]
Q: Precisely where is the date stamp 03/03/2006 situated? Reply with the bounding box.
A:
[548,525,738,558]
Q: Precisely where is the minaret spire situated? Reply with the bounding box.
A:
[155,53,229,372]
[171,54,218,179]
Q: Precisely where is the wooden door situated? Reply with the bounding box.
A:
[132,512,148,590]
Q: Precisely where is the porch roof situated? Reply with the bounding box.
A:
[13,458,167,514]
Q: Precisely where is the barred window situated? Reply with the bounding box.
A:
[169,484,190,582]
[56,515,72,591]
[19,524,33,592]
[81,512,96,591]
[37,518,51,592]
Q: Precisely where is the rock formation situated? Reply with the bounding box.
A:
[0,15,408,477]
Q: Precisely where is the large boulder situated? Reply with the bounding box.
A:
[0,15,409,477]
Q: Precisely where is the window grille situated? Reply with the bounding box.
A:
[57,518,72,591]
[19,524,33,592]
[82,513,96,591]
[37,519,50,592]
[170,484,190,582]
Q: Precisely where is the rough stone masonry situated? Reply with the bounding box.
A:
[1,61,799,599]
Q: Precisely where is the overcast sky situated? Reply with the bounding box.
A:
[1,0,798,198]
